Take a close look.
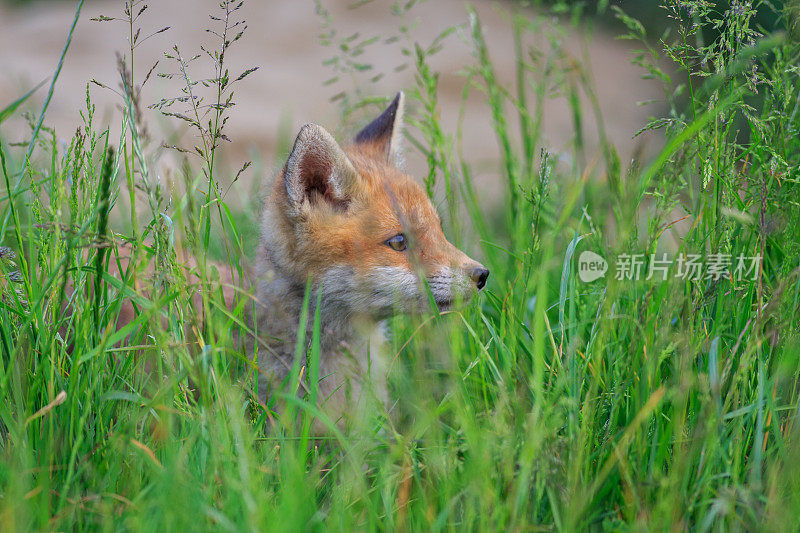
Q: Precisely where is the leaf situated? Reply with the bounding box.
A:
[162,143,190,154]
[0,79,47,125]
[233,161,251,183]
[161,111,196,125]
[90,79,110,90]
[142,61,159,87]
[235,67,259,82]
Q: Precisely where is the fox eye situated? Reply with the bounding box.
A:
[386,233,407,252]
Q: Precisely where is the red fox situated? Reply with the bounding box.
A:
[254,92,489,421]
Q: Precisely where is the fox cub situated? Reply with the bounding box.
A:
[255,92,488,420]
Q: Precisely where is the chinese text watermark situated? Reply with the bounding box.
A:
[577,251,761,283]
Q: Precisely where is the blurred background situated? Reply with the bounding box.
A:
[0,0,673,208]
[2,0,795,236]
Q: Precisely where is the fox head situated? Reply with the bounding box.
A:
[260,92,489,319]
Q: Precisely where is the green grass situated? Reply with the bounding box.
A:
[2,0,800,530]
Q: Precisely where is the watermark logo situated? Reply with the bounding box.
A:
[577,251,761,283]
[578,251,608,282]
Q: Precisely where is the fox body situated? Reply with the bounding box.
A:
[255,93,488,419]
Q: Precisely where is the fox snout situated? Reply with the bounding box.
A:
[426,259,488,311]
[468,265,490,290]
[448,246,490,291]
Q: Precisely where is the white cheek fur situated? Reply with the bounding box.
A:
[427,266,472,300]
[318,264,473,316]
[318,265,419,314]
[370,266,419,299]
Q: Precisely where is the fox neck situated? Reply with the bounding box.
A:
[254,238,388,408]
[255,236,381,356]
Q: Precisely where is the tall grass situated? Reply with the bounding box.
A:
[1,0,800,530]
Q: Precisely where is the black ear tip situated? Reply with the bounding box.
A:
[353,92,405,157]
[391,91,404,112]
[379,92,403,117]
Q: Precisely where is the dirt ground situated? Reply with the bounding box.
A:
[0,0,665,209]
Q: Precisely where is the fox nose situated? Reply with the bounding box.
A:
[469,267,489,290]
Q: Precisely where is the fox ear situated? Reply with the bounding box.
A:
[284,124,357,212]
[354,91,404,165]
